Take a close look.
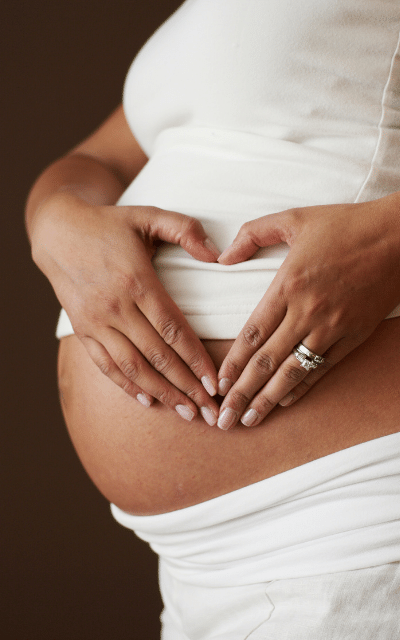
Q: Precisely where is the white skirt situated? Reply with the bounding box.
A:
[111,432,400,639]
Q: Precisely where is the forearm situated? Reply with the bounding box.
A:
[25,152,128,242]
[26,104,149,242]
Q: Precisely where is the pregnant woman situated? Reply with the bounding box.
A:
[26,1,400,638]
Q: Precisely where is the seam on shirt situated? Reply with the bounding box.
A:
[354,28,400,203]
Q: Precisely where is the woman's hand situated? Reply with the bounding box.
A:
[31,192,221,425]
[216,194,400,430]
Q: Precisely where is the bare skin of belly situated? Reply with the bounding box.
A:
[58,318,400,515]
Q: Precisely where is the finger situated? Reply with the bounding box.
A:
[239,334,337,426]
[79,335,153,408]
[130,207,221,262]
[217,316,308,430]
[102,327,218,426]
[95,329,197,421]
[240,353,311,425]
[130,256,219,397]
[218,210,293,265]
[115,310,219,417]
[278,335,361,408]
[217,280,287,397]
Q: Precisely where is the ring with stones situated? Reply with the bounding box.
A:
[293,343,325,371]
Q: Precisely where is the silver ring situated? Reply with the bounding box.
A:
[293,342,325,371]
[295,342,325,364]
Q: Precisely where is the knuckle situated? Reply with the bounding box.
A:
[183,216,203,236]
[253,352,276,375]
[285,207,302,228]
[228,389,251,409]
[72,325,86,340]
[284,270,308,297]
[157,388,174,407]
[288,207,301,220]
[279,208,301,243]
[224,359,244,380]
[239,220,253,235]
[237,221,256,243]
[180,216,203,246]
[242,324,264,348]
[186,350,204,372]
[122,273,148,302]
[96,357,113,378]
[304,294,332,321]
[159,317,183,346]
[326,309,350,335]
[69,299,98,326]
[183,384,202,402]
[101,292,123,317]
[119,357,140,380]
[148,350,173,374]
[120,379,135,396]
[257,394,276,413]
[283,365,305,383]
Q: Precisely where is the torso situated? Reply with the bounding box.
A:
[58,318,400,515]
[57,2,400,514]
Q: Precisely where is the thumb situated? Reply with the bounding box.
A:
[218,211,291,265]
[141,207,221,263]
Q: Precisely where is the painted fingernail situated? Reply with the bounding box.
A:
[200,406,217,426]
[204,237,221,259]
[279,393,295,407]
[217,246,232,263]
[241,408,259,427]
[217,407,237,430]
[175,404,195,422]
[201,375,217,396]
[218,378,232,396]
[137,393,151,408]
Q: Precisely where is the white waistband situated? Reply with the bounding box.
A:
[112,432,400,587]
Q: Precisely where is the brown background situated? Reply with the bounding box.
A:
[2,1,182,638]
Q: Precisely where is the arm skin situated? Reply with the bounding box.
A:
[26,105,148,223]
[26,105,221,426]
[216,194,400,430]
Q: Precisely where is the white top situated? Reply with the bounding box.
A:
[120,0,400,339]
[56,0,400,340]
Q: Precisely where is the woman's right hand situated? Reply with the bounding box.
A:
[31,192,220,425]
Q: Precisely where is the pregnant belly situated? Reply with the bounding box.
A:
[58,319,400,515]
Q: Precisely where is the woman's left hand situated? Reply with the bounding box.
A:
[216,194,400,430]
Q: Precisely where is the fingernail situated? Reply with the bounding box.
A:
[217,246,231,262]
[200,406,217,426]
[204,237,221,259]
[279,393,295,407]
[218,378,232,396]
[137,393,151,408]
[201,375,217,396]
[175,404,195,422]
[217,407,237,430]
[241,408,259,427]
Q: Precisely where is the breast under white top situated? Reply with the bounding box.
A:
[113,0,400,339]
[56,0,400,341]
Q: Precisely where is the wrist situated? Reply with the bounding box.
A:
[25,152,126,241]
[27,186,93,243]
[29,191,93,264]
